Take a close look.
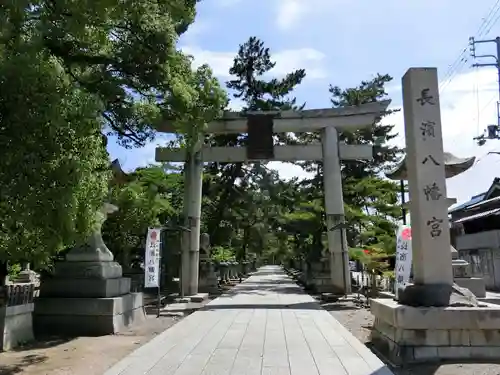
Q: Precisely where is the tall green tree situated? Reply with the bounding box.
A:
[0,44,110,268]
[226,36,305,111]
[102,166,183,269]
[295,74,402,258]
[0,1,226,279]
[330,74,401,253]
[202,36,306,259]
[1,0,226,147]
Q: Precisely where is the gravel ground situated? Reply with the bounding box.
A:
[0,309,182,375]
[328,300,500,375]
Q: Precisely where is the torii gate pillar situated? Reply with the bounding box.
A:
[155,100,390,297]
[322,126,351,294]
[181,151,203,297]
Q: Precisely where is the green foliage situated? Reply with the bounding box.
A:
[7,263,21,279]
[0,43,110,264]
[102,166,181,266]
[332,75,402,253]
[210,246,236,263]
[226,36,305,111]
[1,0,227,148]
[293,73,402,262]
[199,36,307,265]
[0,1,225,265]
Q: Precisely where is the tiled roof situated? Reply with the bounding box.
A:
[448,193,486,214]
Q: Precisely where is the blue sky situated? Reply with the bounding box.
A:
[108,0,500,205]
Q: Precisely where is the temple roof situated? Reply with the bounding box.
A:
[449,177,500,214]
[385,152,475,181]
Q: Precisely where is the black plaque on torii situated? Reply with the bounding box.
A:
[246,114,275,160]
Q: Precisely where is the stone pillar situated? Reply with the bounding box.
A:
[181,161,192,297]
[398,67,453,306]
[188,153,203,296]
[369,68,490,364]
[322,126,351,294]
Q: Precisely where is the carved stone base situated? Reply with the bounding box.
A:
[53,261,122,279]
[397,283,479,307]
[35,258,143,336]
[34,293,145,336]
[39,277,131,298]
[371,298,500,364]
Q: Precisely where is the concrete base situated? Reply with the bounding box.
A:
[321,293,353,302]
[198,282,219,294]
[1,304,35,351]
[370,298,500,364]
[34,293,145,336]
[306,260,343,294]
[161,302,204,317]
[455,277,486,298]
[174,293,209,304]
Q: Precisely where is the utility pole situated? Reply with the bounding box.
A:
[470,36,500,145]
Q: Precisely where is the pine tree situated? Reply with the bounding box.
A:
[226,36,305,111]
[204,36,306,253]
[295,74,402,257]
[330,74,402,253]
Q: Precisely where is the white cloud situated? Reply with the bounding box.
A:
[265,68,500,202]
[181,46,327,79]
[275,0,302,31]
[213,0,242,7]
[228,98,245,111]
[180,21,212,44]
[273,0,341,31]
[384,67,500,204]
[268,161,312,181]
[114,67,500,207]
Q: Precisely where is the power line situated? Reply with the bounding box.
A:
[470,36,500,145]
[439,0,500,93]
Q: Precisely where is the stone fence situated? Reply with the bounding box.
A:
[0,283,38,307]
[0,283,37,351]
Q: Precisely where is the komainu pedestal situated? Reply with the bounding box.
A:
[451,245,486,298]
[198,233,218,294]
[34,204,145,336]
[307,258,341,293]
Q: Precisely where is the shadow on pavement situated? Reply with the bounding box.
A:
[201,301,321,311]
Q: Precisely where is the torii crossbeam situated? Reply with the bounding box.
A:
[155,100,391,296]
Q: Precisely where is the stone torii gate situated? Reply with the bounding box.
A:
[155,101,390,297]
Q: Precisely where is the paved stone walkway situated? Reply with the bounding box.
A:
[104,266,392,375]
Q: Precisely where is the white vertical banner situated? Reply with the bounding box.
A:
[395,225,412,298]
[144,227,162,288]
